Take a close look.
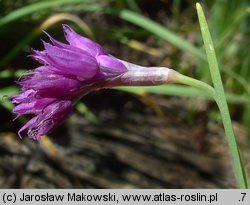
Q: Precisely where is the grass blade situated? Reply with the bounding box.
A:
[115,85,250,104]
[196,2,248,188]
[0,0,93,27]
[107,9,206,60]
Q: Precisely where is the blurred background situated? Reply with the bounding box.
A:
[0,0,250,188]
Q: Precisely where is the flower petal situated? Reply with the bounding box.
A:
[43,42,98,80]
[13,98,55,117]
[97,55,127,76]
[27,100,73,140]
[31,49,48,64]
[20,73,82,99]
[18,116,38,139]
[63,24,106,57]
[11,89,35,103]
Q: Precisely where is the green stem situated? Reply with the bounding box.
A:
[174,73,216,99]
[216,97,248,188]
[196,3,248,188]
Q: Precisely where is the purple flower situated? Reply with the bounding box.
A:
[11,25,174,140]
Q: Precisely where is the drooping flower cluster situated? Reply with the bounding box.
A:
[11,25,174,140]
[11,25,129,140]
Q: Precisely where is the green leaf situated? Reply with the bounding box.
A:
[115,85,250,104]
[196,2,248,188]
[107,9,207,60]
[0,0,94,27]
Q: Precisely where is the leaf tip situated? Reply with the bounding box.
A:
[196,2,201,10]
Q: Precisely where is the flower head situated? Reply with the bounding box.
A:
[11,25,128,140]
[11,24,173,141]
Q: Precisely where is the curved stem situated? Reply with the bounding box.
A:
[174,73,216,99]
